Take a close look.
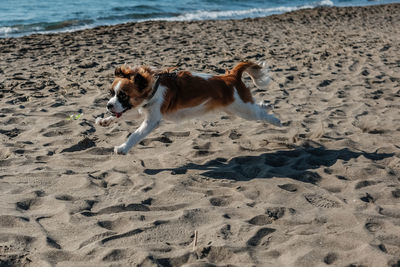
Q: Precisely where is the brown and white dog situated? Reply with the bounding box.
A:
[96,61,282,155]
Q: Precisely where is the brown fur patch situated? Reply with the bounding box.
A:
[159,62,258,114]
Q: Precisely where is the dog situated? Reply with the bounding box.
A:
[96,61,282,155]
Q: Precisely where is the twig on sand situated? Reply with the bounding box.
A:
[193,230,198,251]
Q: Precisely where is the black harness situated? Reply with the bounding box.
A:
[147,72,177,102]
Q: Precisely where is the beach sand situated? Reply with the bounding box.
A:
[1,3,400,266]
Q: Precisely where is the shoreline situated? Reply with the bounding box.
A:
[1,2,399,39]
[1,3,400,266]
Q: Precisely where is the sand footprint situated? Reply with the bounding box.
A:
[278,183,298,192]
[392,189,400,199]
[0,128,23,138]
[378,206,400,219]
[139,136,172,146]
[303,193,341,208]
[42,129,73,137]
[209,196,232,207]
[97,203,150,214]
[365,219,384,233]
[323,252,338,265]
[355,180,379,189]
[60,137,96,153]
[248,207,287,227]
[219,224,232,239]
[102,249,127,262]
[246,227,276,246]
[265,207,286,220]
[248,215,273,226]
[192,142,214,157]
[197,130,221,139]
[16,198,41,211]
[348,59,361,72]
[228,129,241,140]
[162,131,190,139]
[54,194,74,201]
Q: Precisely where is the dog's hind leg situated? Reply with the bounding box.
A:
[225,94,281,127]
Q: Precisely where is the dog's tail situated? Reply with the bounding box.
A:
[230,61,271,89]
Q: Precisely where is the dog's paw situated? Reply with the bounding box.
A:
[273,119,283,127]
[114,144,129,155]
[259,101,273,113]
[268,115,282,127]
[95,117,103,125]
[96,116,114,127]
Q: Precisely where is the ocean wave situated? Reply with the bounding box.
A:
[0,27,18,36]
[0,19,94,38]
[42,19,94,31]
[140,0,334,22]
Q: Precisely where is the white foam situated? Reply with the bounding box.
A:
[0,23,92,38]
[0,27,18,37]
[139,1,334,22]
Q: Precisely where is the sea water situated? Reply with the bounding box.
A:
[0,0,398,37]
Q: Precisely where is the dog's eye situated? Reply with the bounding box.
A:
[118,91,130,102]
[109,90,115,97]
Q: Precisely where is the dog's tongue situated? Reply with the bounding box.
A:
[115,112,122,118]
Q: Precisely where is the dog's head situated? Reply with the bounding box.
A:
[106,65,155,118]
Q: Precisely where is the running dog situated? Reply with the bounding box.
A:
[96,61,281,154]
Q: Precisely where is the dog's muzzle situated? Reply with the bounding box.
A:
[107,103,130,118]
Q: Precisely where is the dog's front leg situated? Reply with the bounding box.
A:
[114,118,161,155]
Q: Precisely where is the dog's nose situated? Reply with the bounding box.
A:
[107,103,113,110]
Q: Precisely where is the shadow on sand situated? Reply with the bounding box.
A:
[144,143,394,184]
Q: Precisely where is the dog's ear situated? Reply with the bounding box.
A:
[134,73,148,92]
[115,66,124,77]
[115,65,132,78]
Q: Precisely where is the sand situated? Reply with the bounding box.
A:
[1,3,400,266]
